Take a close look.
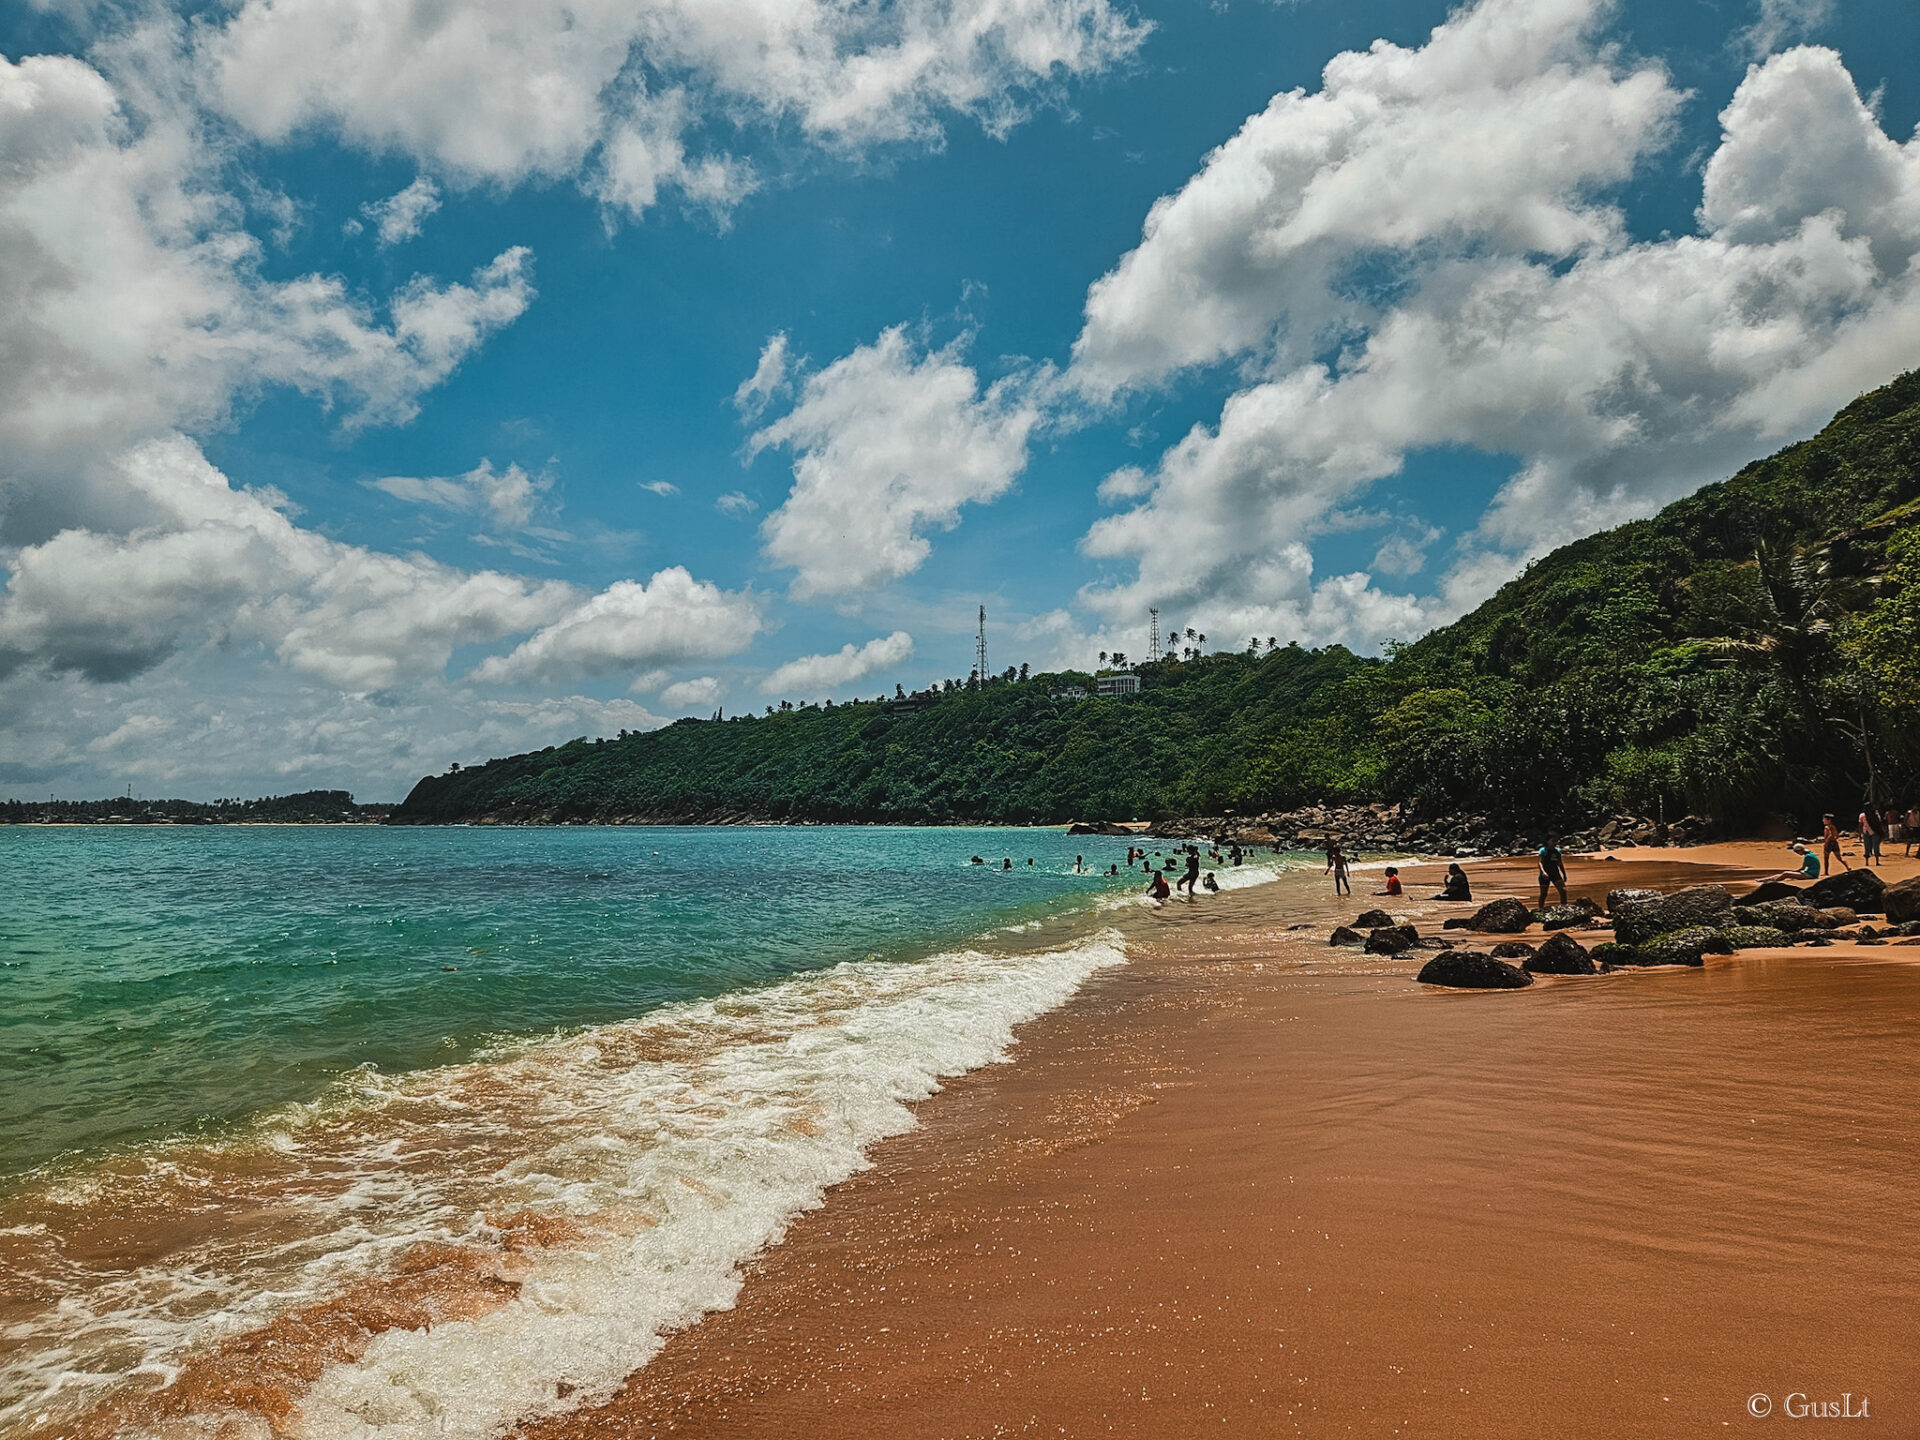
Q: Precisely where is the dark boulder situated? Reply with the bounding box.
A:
[1329,926,1364,946]
[1720,925,1791,950]
[1816,907,1858,927]
[1536,901,1599,931]
[1366,924,1421,955]
[1354,909,1396,930]
[1804,868,1886,913]
[1524,932,1597,975]
[1612,885,1734,946]
[1637,926,1737,966]
[1886,877,1920,925]
[1442,917,1474,930]
[1732,880,1806,906]
[1590,942,1642,969]
[1415,951,1534,989]
[1736,900,1827,932]
[1464,897,1534,933]
[1490,941,1534,959]
[1604,887,1663,914]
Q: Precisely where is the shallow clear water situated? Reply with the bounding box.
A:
[0,825,1158,1183]
[0,824,1287,1437]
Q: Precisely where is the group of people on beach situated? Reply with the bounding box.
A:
[1127,844,1224,901]
[1772,805,1920,878]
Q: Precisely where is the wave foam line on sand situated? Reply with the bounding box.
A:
[4,934,1127,1440]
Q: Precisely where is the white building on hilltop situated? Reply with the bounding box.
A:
[1096,673,1140,697]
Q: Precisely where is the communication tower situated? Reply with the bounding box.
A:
[976,605,989,682]
[1148,608,1160,663]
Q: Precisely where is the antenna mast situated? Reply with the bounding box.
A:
[1148,608,1160,664]
[976,605,989,681]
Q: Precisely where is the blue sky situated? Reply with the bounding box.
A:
[2,0,1917,798]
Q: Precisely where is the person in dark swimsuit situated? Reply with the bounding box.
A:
[1178,848,1201,896]
[1537,838,1569,908]
[1432,863,1472,901]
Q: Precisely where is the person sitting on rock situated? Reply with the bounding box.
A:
[1537,837,1569,909]
[1432,862,1472,901]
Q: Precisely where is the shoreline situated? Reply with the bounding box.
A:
[514,842,1920,1440]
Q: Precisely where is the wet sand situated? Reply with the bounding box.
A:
[524,844,1920,1439]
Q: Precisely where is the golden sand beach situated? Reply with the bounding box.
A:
[513,842,1920,1440]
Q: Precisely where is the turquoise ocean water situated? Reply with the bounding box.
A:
[1,825,1151,1183]
[0,824,1291,1438]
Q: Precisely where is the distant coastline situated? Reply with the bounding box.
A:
[0,791,392,826]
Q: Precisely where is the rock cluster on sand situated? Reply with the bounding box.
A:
[1353,908,1396,930]
[1343,870,1901,989]
[1611,885,1734,946]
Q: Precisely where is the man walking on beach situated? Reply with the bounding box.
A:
[1537,836,1569,909]
[1821,814,1850,875]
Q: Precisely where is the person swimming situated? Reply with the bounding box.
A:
[1202,871,1220,892]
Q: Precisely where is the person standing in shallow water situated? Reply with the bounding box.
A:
[1178,847,1201,897]
[1821,814,1849,875]
[1330,846,1351,897]
[1537,837,1568,909]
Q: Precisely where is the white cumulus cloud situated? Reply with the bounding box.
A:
[1066,1,1920,650]
[763,631,915,698]
[361,175,441,246]
[199,0,1149,219]
[753,327,1040,597]
[469,567,765,685]
[658,675,722,710]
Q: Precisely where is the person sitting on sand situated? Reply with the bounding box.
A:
[1202,871,1220,893]
[1432,863,1472,901]
[1373,865,1403,897]
[1147,870,1171,901]
[1821,814,1849,875]
[1330,846,1351,897]
[1765,843,1823,883]
[1537,837,1569,908]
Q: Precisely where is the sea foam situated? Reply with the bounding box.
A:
[8,934,1125,1440]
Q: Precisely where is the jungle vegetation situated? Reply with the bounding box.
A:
[392,370,1920,831]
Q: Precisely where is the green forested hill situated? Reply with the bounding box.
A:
[393,370,1920,830]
